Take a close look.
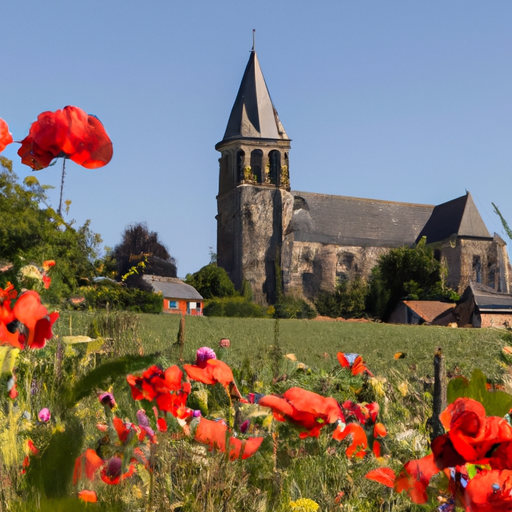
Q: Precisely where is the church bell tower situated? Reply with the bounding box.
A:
[215,49,292,304]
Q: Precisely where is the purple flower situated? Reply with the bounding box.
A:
[240,419,250,433]
[98,391,116,409]
[38,408,51,422]
[196,347,217,365]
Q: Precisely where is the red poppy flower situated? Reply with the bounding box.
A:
[0,118,13,153]
[394,454,439,504]
[332,422,368,458]
[73,449,104,484]
[18,106,113,170]
[259,387,345,439]
[194,418,228,452]
[464,469,512,512]
[194,417,263,460]
[0,291,59,349]
[228,436,264,460]
[0,283,16,325]
[365,467,396,488]
[373,423,387,438]
[112,417,138,444]
[440,398,512,462]
[337,352,374,377]
[127,365,190,416]
[78,490,97,503]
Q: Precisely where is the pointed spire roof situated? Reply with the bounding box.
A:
[416,192,491,244]
[219,51,289,144]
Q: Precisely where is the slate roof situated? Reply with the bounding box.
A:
[218,51,289,144]
[142,276,203,300]
[415,192,491,244]
[469,282,512,312]
[287,191,435,247]
[402,300,455,323]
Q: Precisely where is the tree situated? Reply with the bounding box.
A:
[367,237,457,320]
[315,277,368,319]
[185,264,235,299]
[0,157,102,303]
[113,222,177,289]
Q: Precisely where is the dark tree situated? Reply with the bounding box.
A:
[114,222,177,289]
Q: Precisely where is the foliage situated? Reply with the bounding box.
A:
[185,263,236,299]
[79,280,163,313]
[367,237,457,320]
[315,277,368,318]
[492,202,512,241]
[203,296,267,318]
[113,222,177,289]
[447,368,512,417]
[0,158,101,303]
[274,296,317,319]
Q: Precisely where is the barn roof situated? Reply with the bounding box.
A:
[468,282,512,312]
[402,300,455,323]
[142,276,203,300]
[287,191,434,247]
[218,51,289,145]
[415,192,491,244]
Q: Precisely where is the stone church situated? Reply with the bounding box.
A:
[216,50,511,305]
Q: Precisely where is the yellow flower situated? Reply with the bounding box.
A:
[289,498,320,511]
[398,381,409,396]
[369,377,386,397]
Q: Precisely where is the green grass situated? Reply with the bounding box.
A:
[55,311,509,383]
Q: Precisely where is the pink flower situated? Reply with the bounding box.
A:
[38,408,51,422]
[196,347,217,365]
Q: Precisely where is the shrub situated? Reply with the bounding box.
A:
[79,281,163,314]
[274,296,317,319]
[315,277,368,318]
[185,263,236,299]
[203,297,267,318]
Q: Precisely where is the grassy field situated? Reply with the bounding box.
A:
[56,311,510,384]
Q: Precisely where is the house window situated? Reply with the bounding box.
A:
[168,300,178,309]
[473,256,482,283]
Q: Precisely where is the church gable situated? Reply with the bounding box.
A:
[416,192,491,244]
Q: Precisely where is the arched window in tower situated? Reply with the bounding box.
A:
[236,150,245,183]
[251,149,263,183]
[281,152,290,188]
[219,152,231,195]
[269,150,281,185]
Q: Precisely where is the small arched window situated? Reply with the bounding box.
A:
[251,149,263,183]
[269,150,281,185]
[236,150,245,183]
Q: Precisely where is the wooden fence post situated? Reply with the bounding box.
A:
[430,347,447,442]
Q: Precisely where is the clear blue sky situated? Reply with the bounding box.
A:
[2,2,511,277]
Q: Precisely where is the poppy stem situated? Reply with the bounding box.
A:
[57,158,67,217]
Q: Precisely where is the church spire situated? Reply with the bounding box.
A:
[219,50,289,143]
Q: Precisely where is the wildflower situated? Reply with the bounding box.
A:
[98,391,116,409]
[78,490,97,503]
[38,408,51,422]
[18,106,113,170]
[289,498,319,511]
[0,118,13,153]
[184,356,244,400]
[366,467,396,488]
[100,456,135,485]
[219,338,230,348]
[259,387,345,439]
[333,422,368,458]
[73,449,104,483]
[0,290,59,349]
[337,352,374,376]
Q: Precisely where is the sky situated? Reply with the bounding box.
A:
[2,2,512,277]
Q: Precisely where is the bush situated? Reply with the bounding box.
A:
[203,297,267,318]
[315,277,368,318]
[79,281,163,314]
[274,296,317,319]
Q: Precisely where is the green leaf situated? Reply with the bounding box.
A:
[447,369,512,417]
[0,346,20,375]
[63,353,159,408]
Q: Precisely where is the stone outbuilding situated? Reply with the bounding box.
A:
[389,300,456,326]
